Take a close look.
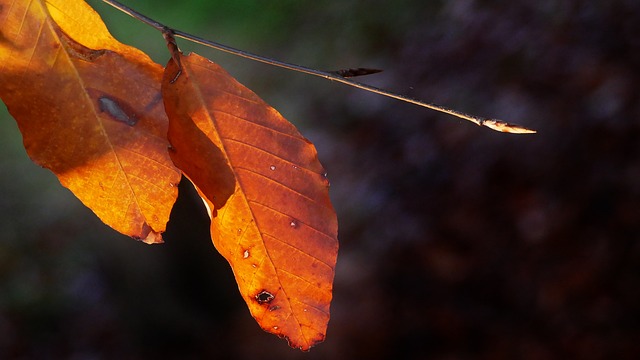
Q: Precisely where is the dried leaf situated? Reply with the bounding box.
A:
[0,0,180,242]
[162,52,339,350]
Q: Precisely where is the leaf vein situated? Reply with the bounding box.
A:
[223,137,321,176]
[289,296,330,317]
[112,143,178,174]
[210,107,300,142]
[124,172,173,195]
[234,166,330,210]
[247,200,335,241]
[262,233,333,270]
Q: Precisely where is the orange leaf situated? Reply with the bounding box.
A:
[0,0,180,243]
[162,52,339,350]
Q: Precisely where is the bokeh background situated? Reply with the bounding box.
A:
[1,0,639,358]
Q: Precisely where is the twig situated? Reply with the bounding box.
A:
[100,0,536,134]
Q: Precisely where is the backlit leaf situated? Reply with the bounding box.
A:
[162,52,339,350]
[0,0,180,242]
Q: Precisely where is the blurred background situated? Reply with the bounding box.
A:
[1,0,639,358]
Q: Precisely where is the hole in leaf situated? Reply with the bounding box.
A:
[256,290,274,304]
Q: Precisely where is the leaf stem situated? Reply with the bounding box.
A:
[100,0,535,134]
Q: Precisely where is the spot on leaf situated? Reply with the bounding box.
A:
[98,96,138,126]
[256,290,274,304]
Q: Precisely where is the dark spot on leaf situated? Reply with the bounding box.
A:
[98,96,138,126]
[269,305,281,311]
[256,290,274,304]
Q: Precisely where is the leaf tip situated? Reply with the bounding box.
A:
[132,223,164,244]
[285,331,326,352]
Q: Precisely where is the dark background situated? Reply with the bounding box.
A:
[1,0,639,358]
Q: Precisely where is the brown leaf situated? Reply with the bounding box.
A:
[0,0,180,243]
[162,52,339,350]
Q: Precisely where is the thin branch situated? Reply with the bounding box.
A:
[100,0,536,134]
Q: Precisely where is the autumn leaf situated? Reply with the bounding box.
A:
[0,0,181,243]
[162,52,339,350]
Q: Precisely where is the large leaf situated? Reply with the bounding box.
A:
[162,52,339,350]
[0,0,180,242]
